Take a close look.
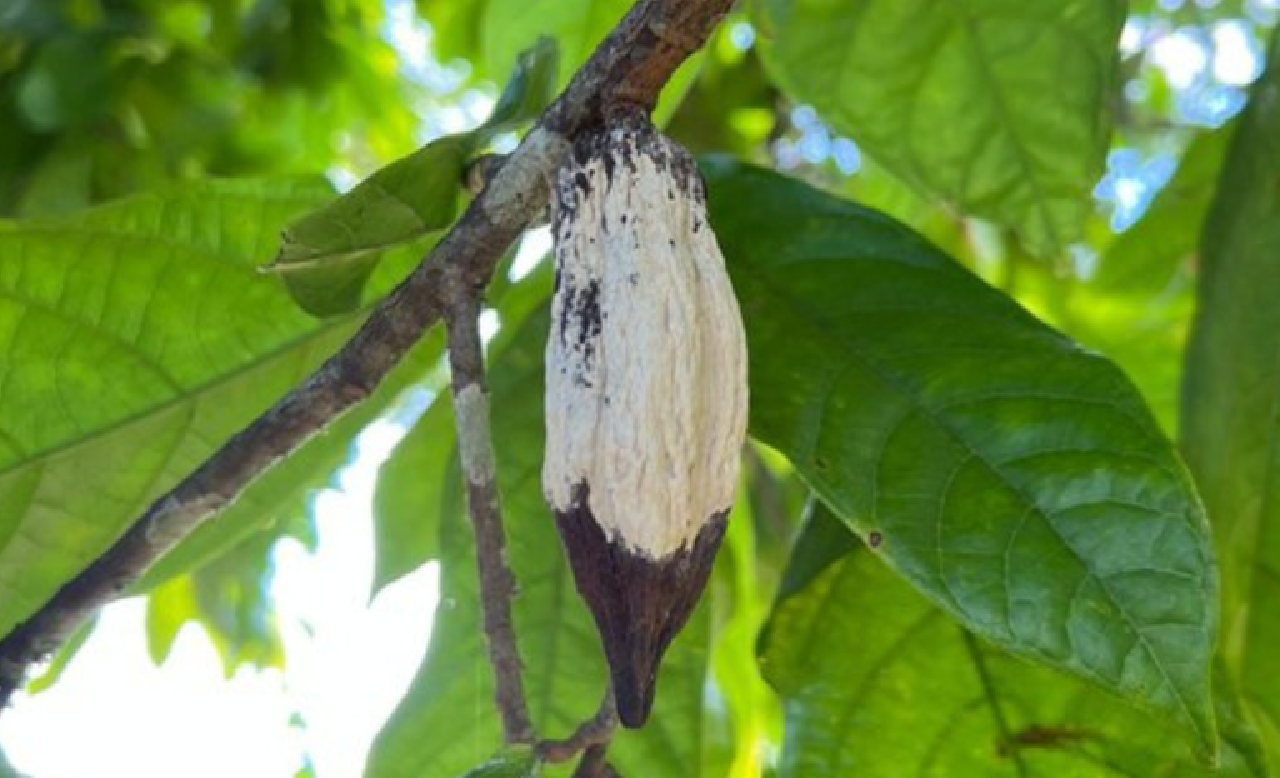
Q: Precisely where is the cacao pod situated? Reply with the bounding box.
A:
[543,115,748,728]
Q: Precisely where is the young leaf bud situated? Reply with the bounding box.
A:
[543,115,748,728]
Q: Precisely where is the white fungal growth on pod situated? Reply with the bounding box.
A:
[543,115,748,728]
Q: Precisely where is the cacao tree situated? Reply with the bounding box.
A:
[0,0,1278,777]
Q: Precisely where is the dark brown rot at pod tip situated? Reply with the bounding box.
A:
[542,114,748,728]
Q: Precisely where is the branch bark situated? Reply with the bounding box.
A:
[571,744,620,778]
[538,691,618,764]
[443,282,534,744]
[0,0,735,706]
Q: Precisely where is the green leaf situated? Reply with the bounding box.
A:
[264,36,560,316]
[480,36,561,140]
[367,302,713,778]
[15,141,93,219]
[482,0,630,91]
[761,504,1262,777]
[1098,124,1234,293]
[456,746,541,778]
[16,35,115,132]
[371,391,455,593]
[771,498,859,606]
[479,0,700,125]
[417,0,487,66]
[1181,29,1280,764]
[146,530,286,675]
[702,159,1218,753]
[755,0,1125,257]
[0,179,434,644]
[266,136,468,316]
[707,479,782,777]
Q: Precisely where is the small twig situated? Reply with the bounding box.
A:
[571,744,620,778]
[538,690,618,764]
[962,628,1028,778]
[0,0,735,708]
[443,282,534,744]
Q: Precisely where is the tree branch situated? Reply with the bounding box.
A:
[571,744,621,778]
[443,281,534,744]
[538,691,618,764]
[0,0,735,706]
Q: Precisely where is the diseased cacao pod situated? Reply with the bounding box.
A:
[543,115,748,728]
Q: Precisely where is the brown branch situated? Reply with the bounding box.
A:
[0,0,735,706]
[571,744,620,778]
[538,691,618,764]
[443,283,534,744]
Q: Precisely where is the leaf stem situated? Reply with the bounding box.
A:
[960,627,1028,777]
[538,690,618,764]
[570,743,620,778]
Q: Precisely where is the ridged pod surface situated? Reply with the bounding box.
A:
[543,115,748,728]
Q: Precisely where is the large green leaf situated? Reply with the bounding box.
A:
[702,159,1218,752]
[367,298,714,778]
[755,0,1125,257]
[1181,28,1280,764]
[0,179,432,650]
[762,503,1265,778]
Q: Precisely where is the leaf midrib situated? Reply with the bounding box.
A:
[0,309,362,480]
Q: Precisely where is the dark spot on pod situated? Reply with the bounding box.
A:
[577,279,603,340]
[574,170,592,198]
[602,141,618,181]
[868,531,883,549]
[564,278,603,373]
[556,284,576,344]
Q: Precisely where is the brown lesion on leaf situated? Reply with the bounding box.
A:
[997,725,1101,757]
